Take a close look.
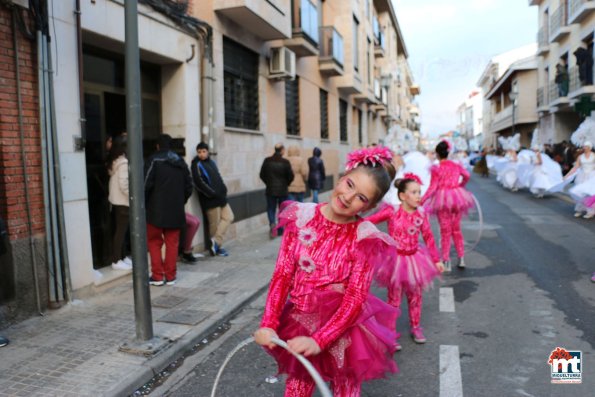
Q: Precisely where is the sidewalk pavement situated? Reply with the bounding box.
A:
[0,225,281,397]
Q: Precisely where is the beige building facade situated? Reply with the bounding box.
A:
[531,0,593,144]
[192,0,419,235]
[477,44,538,149]
[485,57,539,148]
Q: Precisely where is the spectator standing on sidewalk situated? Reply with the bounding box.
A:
[107,135,132,271]
[307,147,325,203]
[286,145,308,202]
[260,144,294,238]
[145,134,193,286]
[179,213,205,263]
[191,142,234,257]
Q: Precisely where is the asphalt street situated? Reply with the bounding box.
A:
[155,175,595,397]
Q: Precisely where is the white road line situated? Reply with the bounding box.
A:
[439,287,455,312]
[440,345,464,397]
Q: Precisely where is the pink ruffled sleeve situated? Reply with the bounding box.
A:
[365,202,395,224]
[260,224,298,331]
[422,166,439,204]
[311,223,396,350]
[420,211,440,263]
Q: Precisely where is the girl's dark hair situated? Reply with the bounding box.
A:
[107,135,127,170]
[393,177,418,201]
[435,141,450,159]
[349,161,395,206]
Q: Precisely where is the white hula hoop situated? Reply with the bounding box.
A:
[464,193,484,253]
[210,336,333,397]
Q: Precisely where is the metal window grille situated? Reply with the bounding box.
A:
[320,89,329,139]
[357,108,363,144]
[340,99,348,142]
[223,38,259,130]
[286,77,300,135]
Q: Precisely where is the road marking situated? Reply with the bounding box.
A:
[439,287,455,312]
[440,345,463,397]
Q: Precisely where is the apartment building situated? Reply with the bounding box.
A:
[0,0,209,323]
[484,56,539,149]
[531,0,593,144]
[0,0,419,323]
[456,90,483,150]
[192,0,420,233]
[477,44,538,149]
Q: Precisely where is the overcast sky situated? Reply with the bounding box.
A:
[392,0,537,137]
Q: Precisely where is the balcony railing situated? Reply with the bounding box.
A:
[550,4,570,41]
[569,0,595,24]
[319,26,344,75]
[291,0,318,45]
[537,87,547,108]
[568,65,595,98]
[537,27,549,51]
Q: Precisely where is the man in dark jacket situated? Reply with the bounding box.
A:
[145,134,193,286]
[191,142,234,257]
[260,143,294,238]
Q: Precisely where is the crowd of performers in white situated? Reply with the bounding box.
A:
[485,120,595,220]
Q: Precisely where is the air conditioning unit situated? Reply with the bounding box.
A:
[269,47,296,80]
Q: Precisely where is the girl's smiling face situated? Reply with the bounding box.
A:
[328,169,377,220]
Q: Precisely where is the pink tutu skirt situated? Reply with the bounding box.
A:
[584,195,595,209]
[375,246,441,291]
[265,289,398,383]
[424,187,474,215]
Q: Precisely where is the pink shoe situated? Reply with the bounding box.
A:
[411,327,427,344]
[395,341,402,351]
[591,273,595,283]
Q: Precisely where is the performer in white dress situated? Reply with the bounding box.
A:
[566,141,595,217]
[495,134,521,191]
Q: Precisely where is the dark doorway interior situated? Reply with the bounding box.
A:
[83,46,161,269]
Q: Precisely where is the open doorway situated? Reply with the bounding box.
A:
[83,46,161,268]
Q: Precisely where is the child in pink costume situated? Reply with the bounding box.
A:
[254,147,399,397]
[367,173,444,347]
[422,141,474,269]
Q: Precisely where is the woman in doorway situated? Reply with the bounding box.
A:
[107,135,132,271]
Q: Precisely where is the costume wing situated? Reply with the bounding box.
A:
[571,117,595,146]
[402,151,432,195]
[511,133,521,151]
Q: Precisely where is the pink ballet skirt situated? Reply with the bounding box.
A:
[424,186,474,215]
[375,246,441,291]
[584,195,595,209]
[266,289,399,383]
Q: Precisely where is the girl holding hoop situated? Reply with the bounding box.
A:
[254,147,399,397]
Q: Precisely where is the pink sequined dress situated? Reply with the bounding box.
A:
[367,204,441,291]
[423,160,474,215]
[260,202,399,384]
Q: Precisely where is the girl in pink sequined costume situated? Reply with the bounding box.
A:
[367,174,444,347]
[422,141,474,269]
[254,147,399,397]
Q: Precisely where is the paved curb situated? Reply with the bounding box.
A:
[107,283,270,397]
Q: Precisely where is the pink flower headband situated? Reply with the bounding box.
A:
[441,139,452,152]
[345,146,393,171]
[403,172,423,185]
